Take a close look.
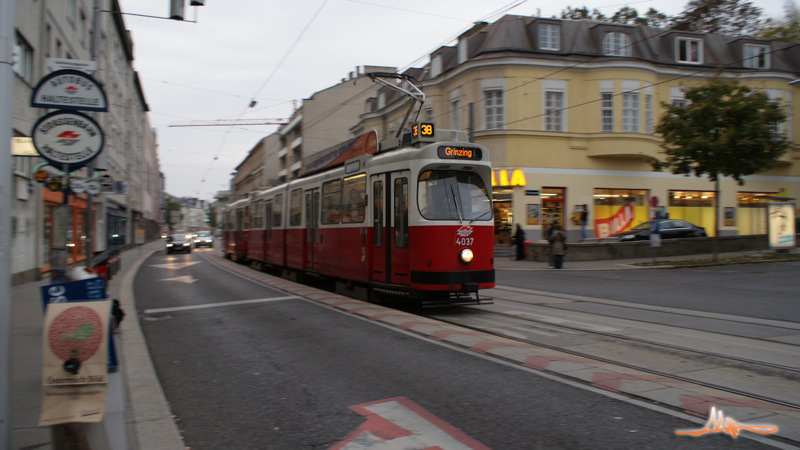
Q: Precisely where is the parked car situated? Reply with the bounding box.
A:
[614,219,707,241]
[166,234,192,254]
[194,230,214,248]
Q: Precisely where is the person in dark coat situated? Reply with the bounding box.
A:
[513,224,526,260]
[549,223,567,269]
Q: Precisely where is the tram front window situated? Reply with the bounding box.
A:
[418,170,492,221]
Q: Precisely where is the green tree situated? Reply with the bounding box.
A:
[671,0,765,36]
[759,0,800,42]
[654,79,789,257]
[207,203,218,229]
[164,196,183,232]
[560,6,607,21]
[559,5,669,27]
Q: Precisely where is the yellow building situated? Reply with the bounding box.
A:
[356,16,800,243]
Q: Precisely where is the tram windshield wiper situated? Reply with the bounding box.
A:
[470,209,492,225]
[449,184,464,223]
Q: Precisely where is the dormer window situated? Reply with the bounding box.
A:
[431,55,443,77]
[603,32,631,57]
[743,44,769,69]
[377,93,386,110]
[539,24,560,51]
[458,38,467,64]
[676,37,702,64]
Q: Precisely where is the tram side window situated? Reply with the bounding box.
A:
[373,181,383,247]
[394,178,408,248]
[290,188,302,226]
[252,200,263,229]
[265,201,273,241]
[343,174,366,223]
[322,179,342,224]
[244,206,251,229]
[273,194,284,228]
[235,209,243,232]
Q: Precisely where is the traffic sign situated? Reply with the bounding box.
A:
[46,178,63,192]
[69,179,87,193]
[30,69,108,112]
[32,110,105,171]
[85,180,101,195]
[34,170,49,183]
[99,174,114,193]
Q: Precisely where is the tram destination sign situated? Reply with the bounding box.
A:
[30,69,108,112]
[32,110,105,171]
[437,145,483,161]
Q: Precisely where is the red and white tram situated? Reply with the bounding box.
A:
[223,74,494,306]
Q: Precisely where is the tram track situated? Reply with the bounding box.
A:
[424,286,800,411]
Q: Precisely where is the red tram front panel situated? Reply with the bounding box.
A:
[408,224,494,291]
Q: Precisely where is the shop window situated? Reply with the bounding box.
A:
[541,187,566,229]
[668,190,716,236]
[737,191,776,235]
[592,188,648,238]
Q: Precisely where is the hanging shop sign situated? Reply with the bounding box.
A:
[32,111,105,171]
[11,137,38,156]
[30,69,108,112]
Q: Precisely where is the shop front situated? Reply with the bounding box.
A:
[491,168,526,245]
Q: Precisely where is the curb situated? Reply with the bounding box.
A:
[118,247,185,450]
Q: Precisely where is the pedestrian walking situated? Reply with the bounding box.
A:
[513,224,526,260]
[579,205,589,241]
[549,222,567,269]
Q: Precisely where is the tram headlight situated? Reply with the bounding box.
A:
[459,248,474,264]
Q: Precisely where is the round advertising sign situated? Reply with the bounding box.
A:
[34,170,49,183]
[85,180,101,195]
[31,110,104,171]
[69,179,87,193]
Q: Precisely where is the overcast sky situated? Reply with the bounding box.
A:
[117,0,788,202]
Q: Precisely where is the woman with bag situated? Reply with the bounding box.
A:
[513,224,526,260]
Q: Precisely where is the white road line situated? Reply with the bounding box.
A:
[144,296,298,314]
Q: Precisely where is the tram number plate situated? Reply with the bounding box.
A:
[456,237,474,246]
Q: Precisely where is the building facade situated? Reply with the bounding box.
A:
[357,16,800,243]
[11,0,159,283]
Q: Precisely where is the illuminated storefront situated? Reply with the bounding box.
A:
[492,168,525,244]
[737,192,777,235]
[592,189,649,238]
[668,190,717,236]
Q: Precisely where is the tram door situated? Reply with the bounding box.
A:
[370,174,389,283]
[305,189,320,271]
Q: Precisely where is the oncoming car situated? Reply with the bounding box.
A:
[194,230,214,248]
[614,219,707,241]
[166,234,192,254]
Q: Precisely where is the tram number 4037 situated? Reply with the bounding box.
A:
[456,237,474,246]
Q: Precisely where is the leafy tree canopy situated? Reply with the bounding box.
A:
[654,80,789,184]
[671,0,765,35]
[759,0,800,42]
[559,5,669,27]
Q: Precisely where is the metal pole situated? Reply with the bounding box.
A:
[0,1,18,447]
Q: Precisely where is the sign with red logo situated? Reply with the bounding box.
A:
[32,110,104,171]
[30,69,108,112]
[594,205,634,239]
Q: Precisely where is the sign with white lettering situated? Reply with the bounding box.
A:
[30,69,108,112]
[32,110,105,171]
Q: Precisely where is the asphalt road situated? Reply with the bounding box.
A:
[134,249,774,449]
[496,261,800,323]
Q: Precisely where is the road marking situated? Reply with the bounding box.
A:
[160,275,197,284]
[150,261,201,270]
[332,397,488,450]
[144,296,298,314]
[504,310,622,332]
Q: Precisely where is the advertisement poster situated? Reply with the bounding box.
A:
[42,301,110,386]
[724,207,735,227]
[39,384,106,426]
[526,204,540,225]
[594,205,635,239]
[767,202,796,249]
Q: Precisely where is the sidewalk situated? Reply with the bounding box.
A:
[10,240,183,450]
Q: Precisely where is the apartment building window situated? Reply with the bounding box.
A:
[622,91,640,132]
[645,91,653,134]
[766,89,792,139]
[431,55,443,78]
[458,38,468,64]
[545,91,564,131]
[539,24,560,51]
[12,33,33,83]
[676,37,702,64]
[603,32,631,56]
[601,92,614,132]
[485,89,504,129]
[743,44,769,69]
[67,0,76,24]
[451,99,460,129]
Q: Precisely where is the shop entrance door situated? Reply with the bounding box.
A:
[492,188,513,245]
[542,187,566,230]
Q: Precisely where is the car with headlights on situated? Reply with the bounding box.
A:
[194,230,214,248]
[614,219,707,241]
[166,234,192,254]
